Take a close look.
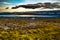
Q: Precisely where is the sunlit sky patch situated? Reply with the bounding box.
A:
[0,0,60,7]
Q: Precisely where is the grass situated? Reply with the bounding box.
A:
[0,18,60,40]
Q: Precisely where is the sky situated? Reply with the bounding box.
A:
[0,0,60,8]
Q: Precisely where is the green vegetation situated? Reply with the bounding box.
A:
[0,18,60,40]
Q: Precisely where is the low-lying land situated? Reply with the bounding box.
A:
[0,18,60,40]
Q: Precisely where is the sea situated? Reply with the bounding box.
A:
[0,10,60,20]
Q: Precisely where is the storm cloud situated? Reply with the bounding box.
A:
[11,2,60,9]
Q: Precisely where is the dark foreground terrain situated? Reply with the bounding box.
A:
[0,18,60,40]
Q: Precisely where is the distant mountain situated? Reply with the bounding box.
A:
[8,2,60,9]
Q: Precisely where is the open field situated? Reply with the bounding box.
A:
[0,18,60,40]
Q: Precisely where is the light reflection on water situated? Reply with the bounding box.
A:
[0,10,60,18]
[0,15,59,17]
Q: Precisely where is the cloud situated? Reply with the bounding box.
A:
[0,2,12,4]
[12,2,60,9]
[17,0,60,5]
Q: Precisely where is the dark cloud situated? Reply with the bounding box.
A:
[11,2,60,9]
[11,3,42,9]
